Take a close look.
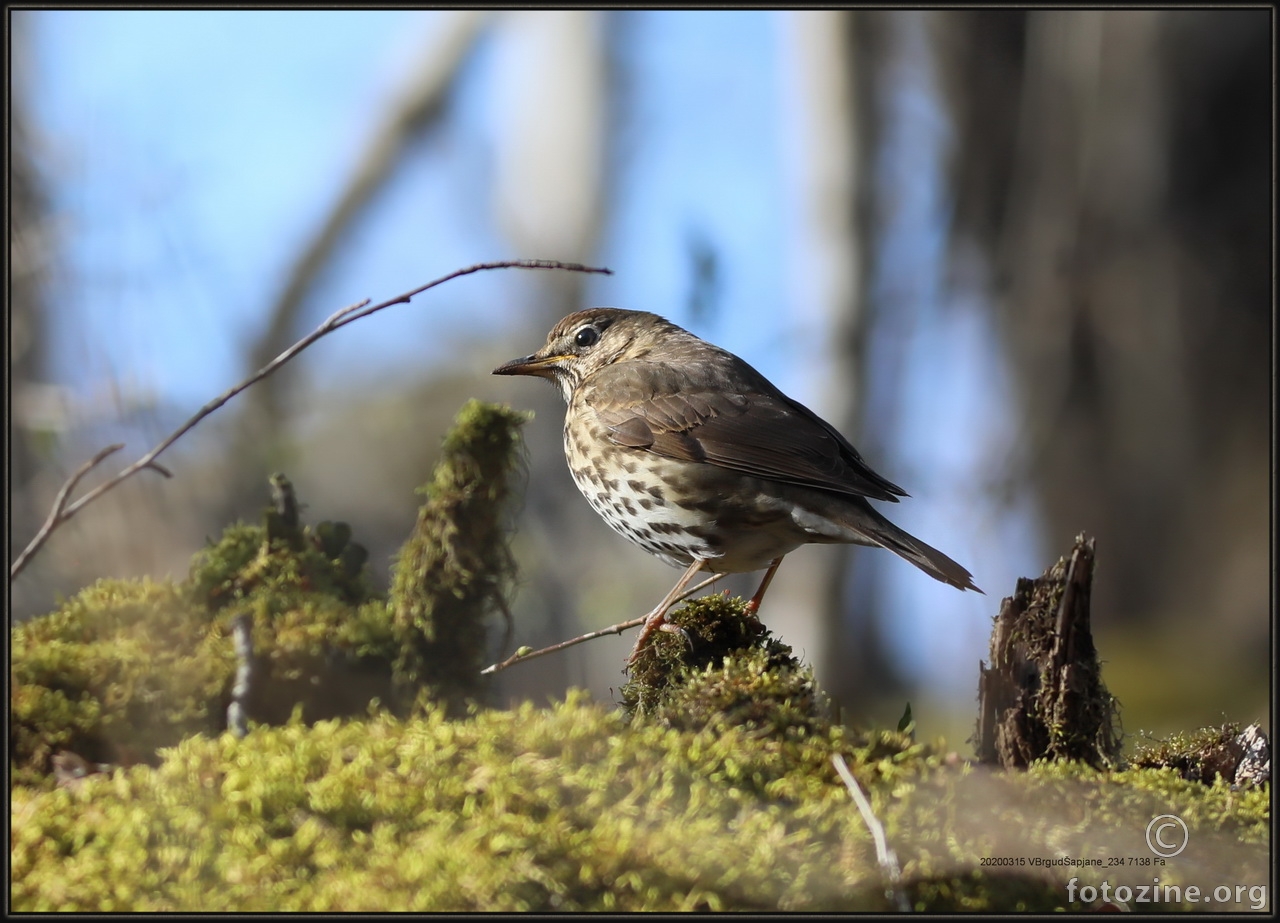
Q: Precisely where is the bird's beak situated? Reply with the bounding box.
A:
[492,352,567,378]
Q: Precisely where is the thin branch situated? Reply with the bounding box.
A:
[482,614,649,676]
[832,754,910,913]
[481,572,726,675]
[11,259,612,580]
[13,444,126,580]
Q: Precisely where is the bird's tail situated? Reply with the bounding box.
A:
[859,506,983,593]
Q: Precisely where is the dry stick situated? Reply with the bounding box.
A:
[10,259,611,580]
[832,754,910,913]
[480,572,726,675]
[226,612,256,739]
[11,444,159,581]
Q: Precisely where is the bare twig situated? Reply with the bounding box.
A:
[480,572,725,675]
[482,614,650,676]
[11,259,612,580]
[10,443,126,580]
[832,753,910,912]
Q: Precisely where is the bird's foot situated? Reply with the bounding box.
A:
[626,559,707,666]
[626,608,668,665]
[657,621,693,651]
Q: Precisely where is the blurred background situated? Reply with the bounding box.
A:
[10,10,1269,747]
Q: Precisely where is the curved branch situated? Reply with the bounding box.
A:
[10,259,612,580]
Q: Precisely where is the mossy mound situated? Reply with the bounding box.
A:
[11,692,1269,912]
[11,578,232,786]
[621,594,830,739]
[10,537,400,789]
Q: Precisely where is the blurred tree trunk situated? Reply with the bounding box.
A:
[222,11,491,523]
[10,13,55,617]
[769,10,868,697]
[773,11,925,712]
[936,11,1268,639]
[826,10,966,713]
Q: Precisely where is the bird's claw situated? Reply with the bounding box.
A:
[657,622,693,651]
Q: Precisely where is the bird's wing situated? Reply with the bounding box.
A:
[583,359,907,502]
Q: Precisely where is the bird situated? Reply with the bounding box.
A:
[494,308,981,663]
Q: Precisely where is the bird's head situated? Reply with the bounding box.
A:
[493,308,677,402]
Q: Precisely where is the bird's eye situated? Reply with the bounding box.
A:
[574,326,600,348]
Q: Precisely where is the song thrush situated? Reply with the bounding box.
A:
[495,309,981,663]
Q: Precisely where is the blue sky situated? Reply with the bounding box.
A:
[20,9,1039,697]
[29,11,496,403]
[27,10,792,405]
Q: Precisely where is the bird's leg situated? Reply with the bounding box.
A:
[627,559,706,664]
[745,556,785,613]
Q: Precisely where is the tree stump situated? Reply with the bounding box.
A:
[976,534,1121,769]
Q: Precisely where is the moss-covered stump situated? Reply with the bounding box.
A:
[186,504,397,730]
[11,400,530,788]
[9,474,396,789]
[10,525,396,789]
[10,693,1270,912]
[389,399,529,714]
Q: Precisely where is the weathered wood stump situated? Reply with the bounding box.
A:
[976,533,1121,769]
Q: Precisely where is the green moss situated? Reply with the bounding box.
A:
[10,498,399,785]
[11,578,232,784]
[620,594,828,740]
[11,693,1268,912]
[189,516,374,615]
[10,572,1270,912]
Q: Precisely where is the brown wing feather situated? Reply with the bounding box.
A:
[584,358,907,503]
